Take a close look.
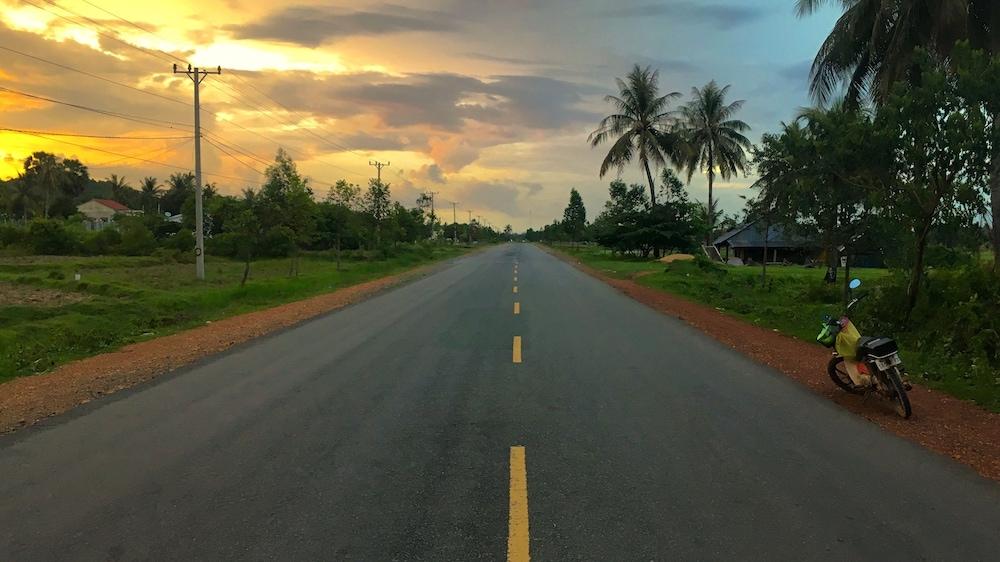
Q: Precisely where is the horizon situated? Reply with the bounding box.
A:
[0,0,840,229]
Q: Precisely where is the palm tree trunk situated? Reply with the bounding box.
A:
[641,160,661,258]
[642,160,657,207]
[706,145,715,246]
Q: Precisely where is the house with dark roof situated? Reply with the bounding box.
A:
[713,222,817,265]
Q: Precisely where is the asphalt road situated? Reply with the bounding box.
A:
[2,243,999,561]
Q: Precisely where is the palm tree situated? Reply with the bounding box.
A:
[108,174,131,203]
[679,81,752,243]
[24,152,64,219]
[139,176,162,214]
[589,64,683,207]
[795,0,971,106]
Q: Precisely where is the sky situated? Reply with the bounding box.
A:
[0,0,841,230]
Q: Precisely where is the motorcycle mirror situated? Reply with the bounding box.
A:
[849,278,862,289]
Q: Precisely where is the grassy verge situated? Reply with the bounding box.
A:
[557,244,1000,412]
[0,244,473,382]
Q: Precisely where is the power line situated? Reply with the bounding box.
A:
[202,136,265,177]
[224,72,368,158]
[89,138,193,167]
[76,0,188,64]
[0,44,188,107]
[21,0,370,181]
[0,86,192,131]
[25,0,177,65]
[13,130,262,186]
[0,127,190,140]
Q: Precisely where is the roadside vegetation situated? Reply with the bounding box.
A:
[0,246,467,382]
[0,149,500,380]
[560,246,999,412]
[534,3,1000,412]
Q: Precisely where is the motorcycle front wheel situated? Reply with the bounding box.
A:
[827,356,864,395]
[886,368,912,419]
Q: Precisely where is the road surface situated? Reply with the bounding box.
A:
[2,243,999,560]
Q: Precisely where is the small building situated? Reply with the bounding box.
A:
[77,199,140,230]
[713,222,816,265]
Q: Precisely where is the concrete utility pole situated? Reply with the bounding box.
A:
[369,160,389,183]
[467,210,473,244]
[174,63,221,281]
[449,201,458,245]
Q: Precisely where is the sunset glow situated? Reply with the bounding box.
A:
[0,0,840,227]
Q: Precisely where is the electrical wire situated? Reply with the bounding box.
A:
[0,44,188,107]
[0,86,193,131]
[0,127,191,140]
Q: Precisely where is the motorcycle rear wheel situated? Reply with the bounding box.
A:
[827,356,864,395]
[886,368,912,419]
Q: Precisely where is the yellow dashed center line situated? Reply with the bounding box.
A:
[512,336,522,363]
[508,446,530,562]
[513,286,518,294]
[514,302,520,315]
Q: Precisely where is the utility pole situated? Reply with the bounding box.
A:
[467,210,473,244]
[369,160,389,183]
[449,201,458,245]
[174,63,221,281]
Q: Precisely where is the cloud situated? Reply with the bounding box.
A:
[601,2,769,28]
[228,4,462,47]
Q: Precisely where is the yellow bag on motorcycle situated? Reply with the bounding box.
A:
[835,320,861,360]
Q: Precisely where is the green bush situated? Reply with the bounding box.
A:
[82,228,122,255]
[115,217,157,256]
[170,229,196,253]
[0,224,24,248]
[28,220,78,255]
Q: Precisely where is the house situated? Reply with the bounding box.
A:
[77,199,140,230]
[713,222,816,265]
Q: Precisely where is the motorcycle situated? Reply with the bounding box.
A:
[816,278,912,419]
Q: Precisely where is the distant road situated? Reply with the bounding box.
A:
[1,243,999,560]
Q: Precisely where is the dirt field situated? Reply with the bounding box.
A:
[0,283,89,307]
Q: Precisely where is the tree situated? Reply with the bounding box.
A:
[795,0,966,106]
[562,188,587,243]
[752,103,885,296]
[588,64,683,207]
[363,178,392,249]
[162,173,194,215]
[229,189,265,286]
[326,179,362,210]
[878,52,985,317]
[799,2,1000,270]
[260,148,315,275]
[139,177,161,214]
[108,174,131,203]
[20,152,89,219]
[953,43,1000,270]
[679,81,752,243]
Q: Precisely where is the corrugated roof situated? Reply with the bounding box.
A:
[90,199,131,211]
[714,221,811,248]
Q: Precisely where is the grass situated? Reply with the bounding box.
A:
[0,244,472,382]
[559,244,1000,412]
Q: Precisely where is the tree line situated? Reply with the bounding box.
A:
[0,149,507,279]
[536,1,1000,322]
